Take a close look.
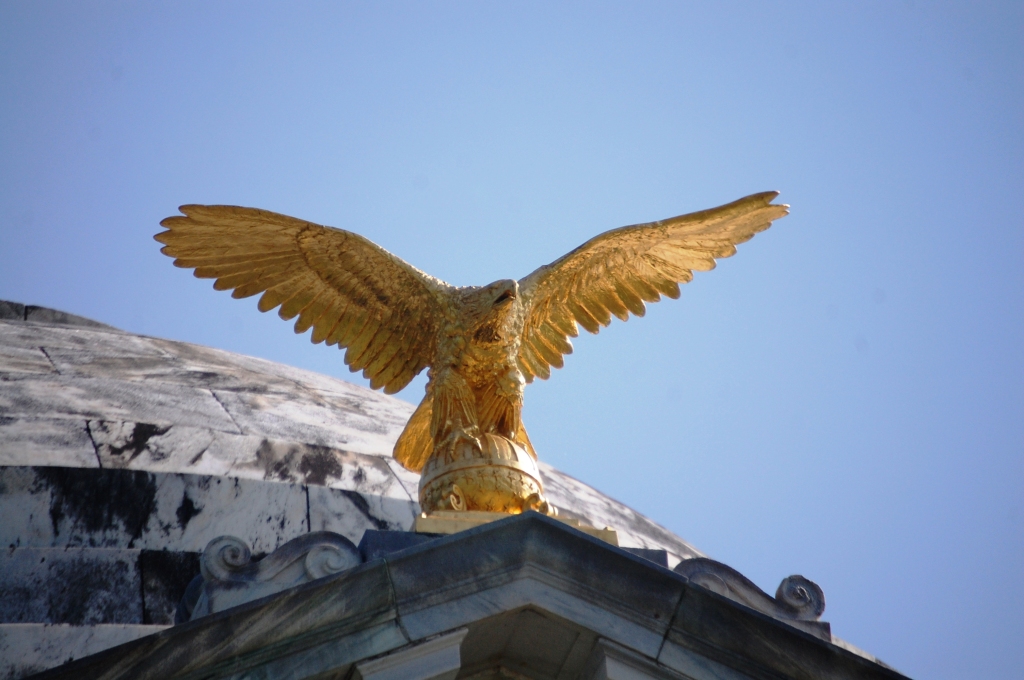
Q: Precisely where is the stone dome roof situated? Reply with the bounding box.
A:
[2,300,895,678]
[0,299,701,561]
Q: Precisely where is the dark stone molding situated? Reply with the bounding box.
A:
[0,299,120,331]
[674,557,829,639]
[28,513,909,680]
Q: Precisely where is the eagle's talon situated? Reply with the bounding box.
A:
[440,427,483,463]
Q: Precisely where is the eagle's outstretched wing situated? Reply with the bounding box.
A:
[156,205,452,393]
[516,192,788,382]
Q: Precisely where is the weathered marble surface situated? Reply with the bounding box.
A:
[0,546,200,626]
[0,467,309,553]
[0,299,119,330]
[1,302,719,677]
[0,345,56,374]
[84,421,414,503]
[211,387,406,454]
[0,624,168,679]
[0,463,416,554]
[0,548,142,625]
[0,417,96,468]
[0,374,240,432]
[0,304,705,556]
[0,320,159,360]
[310,485,418,544]
[139,550,201,624]
[0,543,192,677]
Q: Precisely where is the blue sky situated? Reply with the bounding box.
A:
[1,2,1021,677]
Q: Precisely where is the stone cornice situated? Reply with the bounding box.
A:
[28,514,909,680]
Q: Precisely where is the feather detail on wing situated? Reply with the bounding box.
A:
[516,192,788,382]
[155,205,452,394]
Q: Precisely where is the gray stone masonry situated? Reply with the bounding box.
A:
[1,302,710,678]
[27,514,908,680]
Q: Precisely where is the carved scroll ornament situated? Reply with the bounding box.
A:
[674,557,829,639]
[188,532,361,619]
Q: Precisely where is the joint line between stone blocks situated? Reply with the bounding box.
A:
[208,389,245,435]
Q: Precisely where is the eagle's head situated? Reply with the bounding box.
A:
[460,279,521,344]
[488,279,519,309]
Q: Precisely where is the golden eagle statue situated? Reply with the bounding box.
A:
[156,192,787,515]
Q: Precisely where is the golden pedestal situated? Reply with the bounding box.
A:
[414,433,617,545]
[418,433,553,515]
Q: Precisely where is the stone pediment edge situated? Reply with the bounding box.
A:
[661,578,912,680]
[383,517,684,638]
[26,514,909,680]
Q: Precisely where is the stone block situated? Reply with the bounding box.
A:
[0,466,161,549]
[0,548,142,625]
[0,374,240,433]
[149,335,416,409]
[140,550,201,625]
[244,437,415,497]
[24,306,119,330]
[41,346,193,383]
[0,467,308,553]
[88,419,418,502]
[0,344,56,374]
[0,301,25,320]
[0,466,58,549]
[0,417,97,467]
[212,387,408,456]
[142,337,331,395]
[0,320,151,354]
[0,623,167,679]
[89,420,216,471]
[309,485,418,545]
[142,472,310,553]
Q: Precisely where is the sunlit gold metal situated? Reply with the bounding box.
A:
[413,510,619,545]
[156,192,787,515]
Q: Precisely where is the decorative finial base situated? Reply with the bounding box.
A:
[418,433,555,515]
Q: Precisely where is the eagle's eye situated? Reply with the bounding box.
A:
[494,290,514,305]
